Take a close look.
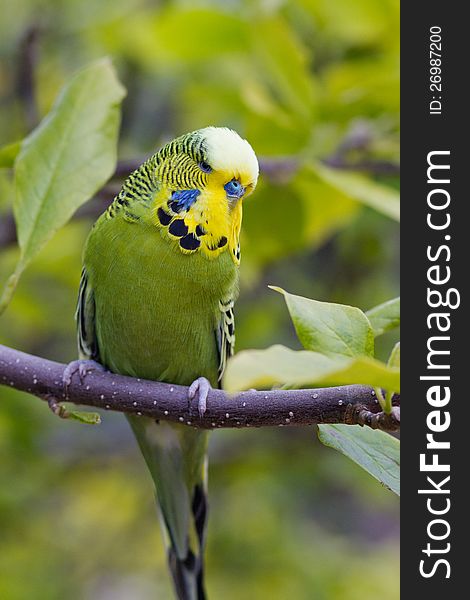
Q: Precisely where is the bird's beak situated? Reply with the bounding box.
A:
[227,186,246,203]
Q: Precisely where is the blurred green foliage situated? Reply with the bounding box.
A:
[0,0,399,598]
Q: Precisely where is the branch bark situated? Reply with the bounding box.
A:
[0,344,400,431]
[16,26,40,131]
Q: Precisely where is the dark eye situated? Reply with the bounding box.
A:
[198,161,212,173]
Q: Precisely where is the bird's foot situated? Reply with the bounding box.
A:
[188,377,211,418]
[62,359,105,394]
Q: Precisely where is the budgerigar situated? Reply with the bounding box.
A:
[70,127,258,599]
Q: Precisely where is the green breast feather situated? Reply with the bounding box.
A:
[81,208,237,385]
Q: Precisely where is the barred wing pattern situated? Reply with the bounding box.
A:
[216,299,235,382]
[76,268,99,362]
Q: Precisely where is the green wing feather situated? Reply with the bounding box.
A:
[216,298,235,381]
[76,268,99,361]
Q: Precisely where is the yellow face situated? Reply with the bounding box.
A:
[152,127,259,263]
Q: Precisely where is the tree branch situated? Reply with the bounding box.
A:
[16,26,40,131]
[322,120,400,176]
[322,156,400,176]
[0,344,400,431]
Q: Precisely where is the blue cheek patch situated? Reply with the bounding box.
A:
[169,189,201,213]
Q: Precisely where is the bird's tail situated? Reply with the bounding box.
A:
[167,483,208,600]
[127,415,209,600]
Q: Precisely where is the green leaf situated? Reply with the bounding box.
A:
[384,341,400,413]
[0,141,21,168]
[318,424,400,495]
[68,410,101,425]
[366,297,400,336]
[223,344,400,392]
[250,16,315,121]
[153,9,247,61]
[313,162,400,221]
[295,165,359,242]
[0,59,125,314]
[242,169,359,267]
[95,9,248,67]
[319,354,400,392]
[388,342,400,368]
[271,286,374,357]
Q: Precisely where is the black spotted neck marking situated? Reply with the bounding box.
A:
[179,233,200,250]
[157,195,230,255]
[168,219,189,237]
[157,202,202,252]
[233,243,241,261]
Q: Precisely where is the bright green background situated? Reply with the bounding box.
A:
[0,0,399,598]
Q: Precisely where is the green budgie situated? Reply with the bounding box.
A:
[67,127,258,599]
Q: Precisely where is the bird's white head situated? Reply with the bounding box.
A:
[199,126,259,193]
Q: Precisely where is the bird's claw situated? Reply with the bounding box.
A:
[62,359,105,393]
[188,377,211,418]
